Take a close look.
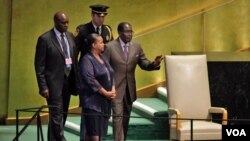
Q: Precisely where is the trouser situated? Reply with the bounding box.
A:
[112,93,132,141]
[47,78,71,141]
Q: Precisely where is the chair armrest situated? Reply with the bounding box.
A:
[169,107,181,129]
[208,107,228,125]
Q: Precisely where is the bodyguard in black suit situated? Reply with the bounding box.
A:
[75,4,114,59]
[35,12,79,141]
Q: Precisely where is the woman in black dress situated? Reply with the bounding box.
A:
[79,33,116,141]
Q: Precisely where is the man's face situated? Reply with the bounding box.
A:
[92,13,105,26]
[55,13,69,33]
[119,24,133,43]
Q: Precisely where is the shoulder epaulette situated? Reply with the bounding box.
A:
[105,25,112,39]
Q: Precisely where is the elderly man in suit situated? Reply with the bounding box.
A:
[35,11,79,141]
[104,22,163,141]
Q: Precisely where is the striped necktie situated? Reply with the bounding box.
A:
[60,34,69,58]
[60,33,71,76]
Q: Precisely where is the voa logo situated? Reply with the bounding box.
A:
[226,129,246,136]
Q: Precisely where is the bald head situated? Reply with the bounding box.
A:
[54,11,69,33]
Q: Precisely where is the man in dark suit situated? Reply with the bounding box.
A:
[35,11,79,141]
[75,4,113,141]
[103,22,163,141]
[75,4,114,59]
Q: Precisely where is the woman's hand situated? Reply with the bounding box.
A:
[105,91,116,100]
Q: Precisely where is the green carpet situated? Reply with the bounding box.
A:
[1,87,169,141]
[65,87,169,140]
[0,125,79,141]
[0,124,168,141]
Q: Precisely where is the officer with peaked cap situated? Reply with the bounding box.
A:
[90,4,108,16]
[75,4,114,60]
[75,4,114,141]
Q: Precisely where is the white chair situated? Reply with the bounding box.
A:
[164,54,228,140]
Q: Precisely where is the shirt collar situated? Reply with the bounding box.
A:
[92,22,100,30]
[119,38,125,47]
[119,38,131,47]
[54,27,65,38]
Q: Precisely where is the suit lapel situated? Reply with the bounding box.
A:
[88,22,96,33]
[127,42,133,61]
[51,30,65,58]
[116,39,127,61]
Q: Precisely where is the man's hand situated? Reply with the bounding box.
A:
[153,55,163,66]
[40,89,49,98]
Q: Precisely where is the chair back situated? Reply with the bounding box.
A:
[165,54,211,119]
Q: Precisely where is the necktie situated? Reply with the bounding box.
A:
[60,34,69,58]
[60,33,71,76]
[96,27,101,35]
[123,44,128,60]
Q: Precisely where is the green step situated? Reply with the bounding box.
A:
[66,111,168,140]
[65,111,155,135]
[64,87,170,140]
[133,98,168,117]
[157,87,167,102]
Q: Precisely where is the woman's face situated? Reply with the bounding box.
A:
[93,36,104,52]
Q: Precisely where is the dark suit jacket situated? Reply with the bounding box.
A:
[75,21,113,58]
[35,29,79,97]
[104,39,160,103]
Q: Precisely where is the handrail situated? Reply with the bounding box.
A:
[12,105,250,141]
[12,105,47,141]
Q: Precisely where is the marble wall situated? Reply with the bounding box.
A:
[209,61,250,124]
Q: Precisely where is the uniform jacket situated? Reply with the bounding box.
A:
[75,21,113,58]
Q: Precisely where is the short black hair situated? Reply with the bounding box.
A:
[117,22,131,32]
[85,33,100,52]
